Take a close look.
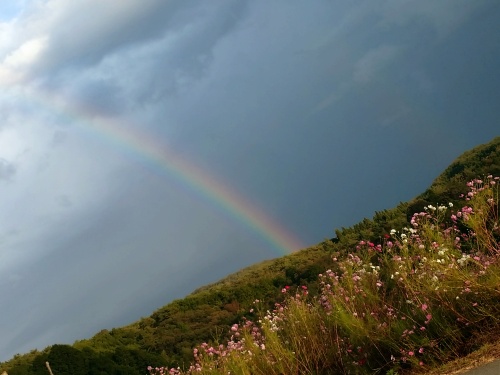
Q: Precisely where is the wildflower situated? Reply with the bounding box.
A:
[421,304,428,311]
[419,347,424,354]
[408,351,414,356]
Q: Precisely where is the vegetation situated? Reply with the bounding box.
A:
[149,175,499,374]
[1,136,499,374]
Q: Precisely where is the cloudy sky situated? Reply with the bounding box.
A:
[0,0,499,361]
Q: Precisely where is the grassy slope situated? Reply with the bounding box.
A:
[1,136,499,374]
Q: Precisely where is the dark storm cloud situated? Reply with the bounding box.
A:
[29,0,250,116]
[161,0,500,235]
[21,1,186,76]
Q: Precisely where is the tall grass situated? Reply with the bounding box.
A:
[149,176,500,374]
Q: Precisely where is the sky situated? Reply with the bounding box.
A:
[0,0,499,361]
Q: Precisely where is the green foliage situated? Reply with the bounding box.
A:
[45,345,86,375]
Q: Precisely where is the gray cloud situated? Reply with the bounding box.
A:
[12,1,183,76]
[0,158,16,180]
[22,1,251,119]
[54,194,72,208]
[50,130,67,147]
[379,0,492,40]
[353,45,401,83]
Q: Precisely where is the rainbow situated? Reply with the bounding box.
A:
[13,86,305,255]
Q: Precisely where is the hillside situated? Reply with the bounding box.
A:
[1,136,499,375]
